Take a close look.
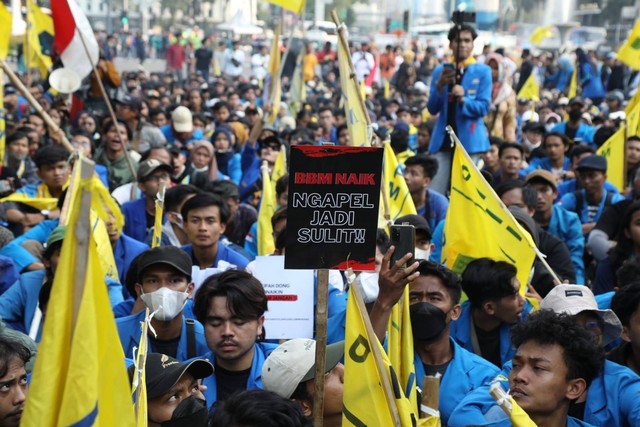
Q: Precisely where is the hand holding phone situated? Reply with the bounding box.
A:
[390,224,415,269]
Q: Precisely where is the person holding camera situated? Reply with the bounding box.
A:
[426,22,491,196]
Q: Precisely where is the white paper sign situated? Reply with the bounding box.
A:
[254,256,314,339]
[191,261,236,294]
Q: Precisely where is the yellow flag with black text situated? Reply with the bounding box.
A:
[597,125,625,192]
[617,19,640,70]
[443,141,536,290]
[21,170,135,426]
[517,73,539,101]
[379,141,417,228]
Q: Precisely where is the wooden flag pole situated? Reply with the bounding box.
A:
[312,269,329,427]
[0,57,74,153]
[75,30,138,183]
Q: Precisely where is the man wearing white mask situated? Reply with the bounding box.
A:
[116,246,209,362]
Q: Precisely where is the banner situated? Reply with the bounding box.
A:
[443,141,536,291]
[22,172,135,426]
[596,125,625,192]
[26,0,54,77]
[285,146,383,270]
[254,255,314,339]
[258,163,276,256]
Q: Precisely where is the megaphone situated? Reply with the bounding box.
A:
[49,68,81,94]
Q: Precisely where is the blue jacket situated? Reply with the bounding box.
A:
[0,256,19,295]
[551,122,596,146]
[596,290,614,309]
[427,63,491,154]
[580,61,606,101]
[558,189,625,225]
[557,178,619,199]
[417,189,449,232]
[449,300,531,367]
[116,310,209,361]
[429,219,445,263]
[114,234,149,289]
[0,270,123,342]
[448,359,640,427]
[198,342,278,410]
[121,197,158,243]
[546,204,585,284]
[414,338,499,425]
[160,125,204,147]
[239,143,262,205]
[180,243,249,269]
[524,156,571,174]
[0,219,58,272]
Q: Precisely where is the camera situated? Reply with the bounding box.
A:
[451,11,476,26]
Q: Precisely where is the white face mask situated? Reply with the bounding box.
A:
[354,272,380,304]
[170,212,184,230]
[140,287,189,321]
[415,247,432,261]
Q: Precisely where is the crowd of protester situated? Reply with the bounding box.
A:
[2,19,640,427]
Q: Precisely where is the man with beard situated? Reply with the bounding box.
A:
[370,257,499,425]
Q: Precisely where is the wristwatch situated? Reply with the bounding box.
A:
[41,210,50,219]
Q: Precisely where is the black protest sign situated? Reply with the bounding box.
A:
[285,145,383,270]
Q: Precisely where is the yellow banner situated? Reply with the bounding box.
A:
[26,0,54,77]
[517,73,539,101]
[0,193,58,210]
[596,125,625,192]
[337,23,371,146]
[567,66,577,98]
[262,0,305,14]
[617,19,640,70]
[257,164,276,255]
[22,175,135,427]
[443,141,536,291]
[0,3,10,60]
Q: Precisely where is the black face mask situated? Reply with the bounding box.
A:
[214,150,234,175]
[568,109,583,122]
[410,302,447,343]
[160,396,208,427]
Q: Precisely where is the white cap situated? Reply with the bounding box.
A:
[172,106,193,133]
[540,284,622,346]
[521,110,539,122]
[261,339,344,399]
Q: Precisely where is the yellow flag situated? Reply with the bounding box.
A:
[384,79,390,99]
[26,0,54,77]
[443,140,536,291]
[0,74,4,165]
[517,73,539,101]
[626,88,640,117]
[262,0,305,14]
[0,3,10,60]
[529,25,553,46]
[265,25,281,126]
[387,287,418,421]
[257,164,275,255]
[21,170,135,426]
[337,22,371,146]
[271,145,287,195]
[287,52,306,115]
[131,310,150,427]
[379,141,417,228]
[343,284,417,426]
[509,397,538,427]
[617,19,640,70]
[0,193,58,210]
[597,125,625,192]
[567,66,577,98]
[152,186,165,248]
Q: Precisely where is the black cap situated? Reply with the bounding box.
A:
[569,96,585,107]
[3,84,16,95]
[259,135,281,150]
[522,121,546,134]
[576,154,607,172]
[395,214,432,240]
[134,354,213,399]
[137,246,193,282]
[137,159,173,181]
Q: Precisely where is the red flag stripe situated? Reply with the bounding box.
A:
[51,0,76,54]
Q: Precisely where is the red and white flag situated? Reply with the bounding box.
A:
[51,0,99,79]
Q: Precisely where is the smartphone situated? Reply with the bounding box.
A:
[390,224,415,268]
[443,63,455,72]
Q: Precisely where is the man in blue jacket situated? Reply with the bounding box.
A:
[192,269,278,410]
[449,284,640,427]
[180,193,249,269]
[551,97,596,146]
[450,258,527,368]
[121,158,173,243]
[427,23,491,195]
[527,170,585,284]
[116,246,209,361]
[369,256,499,425]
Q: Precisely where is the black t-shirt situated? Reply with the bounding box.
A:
[145,210,155,230]
[423,359,452,378]
[194,48,213,70]
[214,364,251,402]
[568,400,586,420]
[565,125,577,142]
[594,199,631,238]
[476,326,501,367]
[149,335,180,359]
